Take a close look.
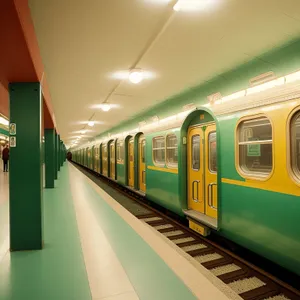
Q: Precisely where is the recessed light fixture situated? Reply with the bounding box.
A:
[111,70,154,83]
[129,69,143,84]
[173,0,211,11]
[101,103,111,112]
[88,121,94,127]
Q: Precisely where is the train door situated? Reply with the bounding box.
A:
[91,147,95,170]
[87,148,89,167]
[93,147,96,171]
[128,137,134,188]
[89,147,93,169]
[138,135,146,192]
[205,125,217,218]
[187,124,218,219]
[95,146,100,173]
[110,142,115,179]
[88,147,91,168]
[102,144,108,176]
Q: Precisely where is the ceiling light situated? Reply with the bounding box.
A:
[88,121,94,127]
[246,77,285,95]
[285,70,300,83]
[81,130,86,134]
[173,0,211,11]
[129,69,143,84]
[101,103,111,112]
[0,117,9,126]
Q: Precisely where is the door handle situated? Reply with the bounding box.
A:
[208,182,217,209]
[192,180,200,203]
[142,170,146,184]
[192,181,196,202]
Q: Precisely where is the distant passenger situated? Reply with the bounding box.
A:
[2,145,9,172]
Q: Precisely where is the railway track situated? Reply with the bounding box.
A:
[72,162,300,300]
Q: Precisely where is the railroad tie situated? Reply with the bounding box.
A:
[228,277,266,294]
[194,253,223,264]
[264,295,291,300]
[173,237,195,244]
[153,224,174,230]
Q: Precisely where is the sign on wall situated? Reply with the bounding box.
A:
[10,136,16,148]
[9,123,16,135]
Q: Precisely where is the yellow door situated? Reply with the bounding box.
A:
[94,147,98,172]
[188,127,204,213]
[128,138,134,187]
[89,148,93,169]
[139,136,146,192]
[205,124,218,218]
[85,148,88,167]
[102,145,108,176]
[187,124,218,219]
[110,143,115,179]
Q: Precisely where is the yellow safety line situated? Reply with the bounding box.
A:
[147,165,178,174]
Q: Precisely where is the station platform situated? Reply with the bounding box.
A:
[0,163,239,300]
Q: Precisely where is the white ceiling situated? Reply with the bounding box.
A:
[28,0,300,145]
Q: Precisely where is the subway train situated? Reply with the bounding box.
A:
[71,68,300,276]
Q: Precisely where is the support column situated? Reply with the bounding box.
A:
[64,145,67,162]
[9,82,43,251]
[60,140,63,167]
[54,132,58,179]
[44,129,55,188]
[57,134,60,172]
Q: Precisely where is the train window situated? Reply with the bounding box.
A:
[117,141,124,163]
[290,111,300,180]
[142,140,146,163]
[153,136,165,166]
[238,116,272,178]
[129,139,134,161]
[110,144,115,162]
[208,132,217,172]
[166,134,178,168]
[192,135,200,170]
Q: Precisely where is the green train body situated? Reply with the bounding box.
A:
[71,39,300,276]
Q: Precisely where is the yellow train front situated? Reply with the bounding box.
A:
[72,41,300,277]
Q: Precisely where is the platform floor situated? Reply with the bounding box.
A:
[0,163,235,300]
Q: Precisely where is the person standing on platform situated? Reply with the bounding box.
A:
[2,144,9,172]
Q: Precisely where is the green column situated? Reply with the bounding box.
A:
[60,141,63,167]
[44,129,55,188]
[57,134,61,172]
[54,132,58,179]
[9,82,43,251]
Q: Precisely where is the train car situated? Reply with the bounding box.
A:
[71,67,300,276]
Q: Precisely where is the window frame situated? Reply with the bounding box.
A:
[152,135,166,167]
[109,141,115,164]
[116,140,124,164]
[208,131,217,173]
[191,134,201,171]
[142,139,146,163]
[166,133,178,169]
[235,114,274,181]
[288,108,300,184]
